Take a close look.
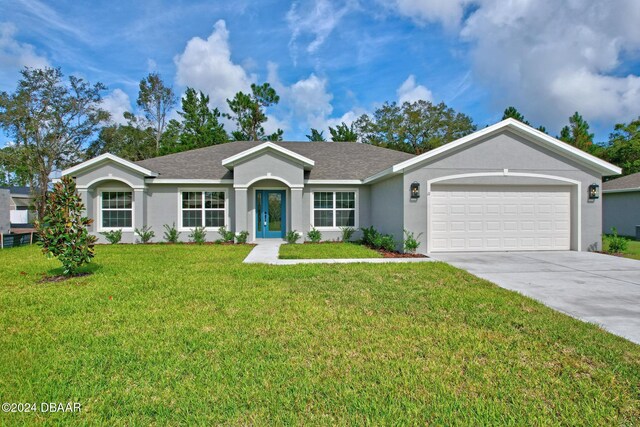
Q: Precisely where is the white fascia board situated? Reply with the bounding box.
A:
[304,179,363,185]
[146,178,234,184]
[221,142,315,168]
[378,118,621,178]
[62,153,158,177]
[362,167,398,184]
[602,188,640,194]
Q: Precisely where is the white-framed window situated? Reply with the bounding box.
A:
[179,190,226,230]
[312,190,357,229]
[100,191,133,231]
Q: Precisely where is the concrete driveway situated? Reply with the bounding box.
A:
[431,251,640,344]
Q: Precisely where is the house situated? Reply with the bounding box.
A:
[0,186,36,226]
[0,189,9,234]
[603,171,640,239]
[61,119,621,253]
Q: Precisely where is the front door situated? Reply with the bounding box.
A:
[256,190,286,238]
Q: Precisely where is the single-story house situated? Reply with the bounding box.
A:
[0,189,9,234]
[603,171,640,238]
[61,118,621,253]
[0,186,36,225]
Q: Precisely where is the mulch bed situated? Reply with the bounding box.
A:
[39,272,92,283]
[376,249,427,258]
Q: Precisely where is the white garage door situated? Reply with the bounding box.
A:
[430,185,571,252]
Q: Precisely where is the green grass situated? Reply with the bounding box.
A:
[0,245,639,425]
[279,242,381,259]
[603,238,640,260]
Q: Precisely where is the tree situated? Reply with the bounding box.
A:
[306,128,326,141]
[502,106,547,133]
[35,176,97,276]
[159,88,227,154]
[559,112,594,152]
[0,145,30,186]
[354,100,476,154]
[605,117,640,176]
[137,73,176,153]
[329,122,358,142]
[86,112,156,161]
[225,83,282,141]
[0,67,108,221]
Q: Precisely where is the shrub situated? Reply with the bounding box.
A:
[35,176,97,276]
[373,234,396,252]
[360,226,380,247]
[307,227,322,243]
[605,227,628,254]
[340,226,356,242]
[218,226,235,243]
[135,226,155,244]
[189,226,207,244]
[236,230,249,244]
[100,229,122,245]
[286,230,301,244]
[163,223,180,243]
[403,229,423,253]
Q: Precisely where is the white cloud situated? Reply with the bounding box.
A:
[0,22,49,72]
[286,0,356,59]
[174,20,253,112]
[397,75,433,103]
[378,0,473,29]
[384,0,640,128]
[101,89,131,125]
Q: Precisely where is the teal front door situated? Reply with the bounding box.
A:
[256,190,286,238]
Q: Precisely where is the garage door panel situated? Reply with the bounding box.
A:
[430,186,571,252]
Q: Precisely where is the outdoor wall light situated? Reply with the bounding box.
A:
[410,182,420,199]
[588,183,599,200]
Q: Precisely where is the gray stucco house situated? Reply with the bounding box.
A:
[603,171,640,238]
[61,119,621,253]
[0,188,10,234]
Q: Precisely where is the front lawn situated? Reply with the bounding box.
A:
[603,238,640,260]
[279,242,381,259]
[1,245,639,425]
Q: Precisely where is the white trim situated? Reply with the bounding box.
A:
[177,187,229,233]
[304,179,363,185]
[424,172,582,254]
[97,188,135,232]
[252,186,289,241]
[603,188,640,194]
[235,175,303,189]
[77,176,145,190]
[309,188,359,231]
[62,153,157,177]
[221,142,315,168]
[365,118,621,183]
[146,178,234,185]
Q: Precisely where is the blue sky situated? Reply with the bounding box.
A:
[1,0,640,146]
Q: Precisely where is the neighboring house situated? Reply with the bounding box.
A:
[61,119,620,253]
[0,189,9,234]
[603,172,640,238]
[0,186,36,225]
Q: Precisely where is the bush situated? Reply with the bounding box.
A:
[100,229,122,245]
[286,230,301,244]
[135,226,155,244]
[340,226,356,242]
[361,225,395,251]
[403,229,422,253]
[360,226,380,247]
[218,226,235,243]
[189,226,207,244]
[235,230,249,244]
[307,227,322,243]
[163,223,180,243]
[35,176,97,276]
[605,227,628,254]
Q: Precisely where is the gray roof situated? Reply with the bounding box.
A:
[603,172,640,191]
[0,186,31,196]
[135,141,415,180]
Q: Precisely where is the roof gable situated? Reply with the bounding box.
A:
[221,142,315,169]
[62,153,157,177]
[603,171,640,192]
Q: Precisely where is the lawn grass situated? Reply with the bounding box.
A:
[0,245,639,425]
[603,238,640,260]
[279,242,381,259]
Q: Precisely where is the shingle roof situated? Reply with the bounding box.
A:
[135,141,415,180]
[0,186,31,196]
[603,172,640,191]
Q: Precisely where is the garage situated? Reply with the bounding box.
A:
[430,185,571,252]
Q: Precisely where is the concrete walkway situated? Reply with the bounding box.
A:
[243,240,434,265]
[431,251,640,344]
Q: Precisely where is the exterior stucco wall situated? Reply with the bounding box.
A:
[0,189,10,234]
[603,191,640,237]
[370,175,404,250]
[401,130,603,252]
[74,162,146,189]
[233,152,305,188]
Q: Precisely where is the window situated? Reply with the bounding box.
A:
[313,191,356,228]
[101,191,133,229]
[181,191,225,229]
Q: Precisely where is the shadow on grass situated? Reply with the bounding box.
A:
[41,262,102,283]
